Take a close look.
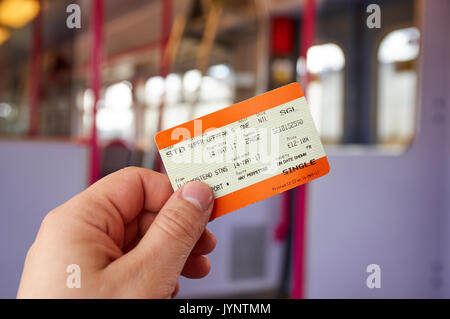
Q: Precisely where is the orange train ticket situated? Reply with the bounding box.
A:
[155,82,330,220]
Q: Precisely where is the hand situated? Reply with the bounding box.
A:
[17,167,216,298]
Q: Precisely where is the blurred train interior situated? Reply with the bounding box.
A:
[0,0,449,298]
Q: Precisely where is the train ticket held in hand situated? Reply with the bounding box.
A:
[155,83,330,220]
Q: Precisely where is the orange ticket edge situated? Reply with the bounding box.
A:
[210,156,330,220]
[155,82,304,150]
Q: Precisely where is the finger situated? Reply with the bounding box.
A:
[115,181,214,291]
[142,181,214,264]
[137,215,216,255]
[70,167,173,247]
[181,254,211,279]
[138,210,157,237]
[137,213,217,255]
[122,236,140,254]
[104,181,214,297]
[123,218,139,248]
[192,229,217,255]
[122,211,156,253]
[84,167,173,219]
[171,283,180,298]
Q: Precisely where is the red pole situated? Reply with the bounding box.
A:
[159,0,172,77]
[154,0,172,172]
[291,0,316,299]
[28,3,42,137]
[89,0,104,184]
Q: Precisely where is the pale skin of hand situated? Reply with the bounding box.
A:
[17,167,216,298]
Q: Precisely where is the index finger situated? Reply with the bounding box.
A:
[73,167,173,225]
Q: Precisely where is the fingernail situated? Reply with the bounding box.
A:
[182,182,213,211]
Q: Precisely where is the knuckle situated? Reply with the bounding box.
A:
[40,211,57,231]
[24,242,36,261]
[119,166,140,175]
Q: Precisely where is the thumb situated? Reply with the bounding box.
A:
[147,181,214,261]
[127,181,214,294]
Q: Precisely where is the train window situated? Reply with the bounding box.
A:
[79,89,94,137]
[302,43,345,144]
[377,27,420,145]
[165,73,183,105]
[0,102,12,118]
[184,66,234,119]
[144,76,165,107]
[162,72,188,130]
[195,65,234,118]
[143,65,234,135]
[183,69,203,101]
[97,81,134,140]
